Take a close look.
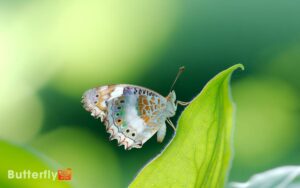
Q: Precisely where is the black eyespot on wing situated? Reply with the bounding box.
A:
[117,106,121,110]
[132,133,135,137]
[126,129,130,133]
[115,118,123,126]
[120,100,125,103]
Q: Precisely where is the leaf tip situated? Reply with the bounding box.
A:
[231,63,245,71]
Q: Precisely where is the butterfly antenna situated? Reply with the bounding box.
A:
[169,66,185,92]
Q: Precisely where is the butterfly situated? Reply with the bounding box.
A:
[81,67,189,150]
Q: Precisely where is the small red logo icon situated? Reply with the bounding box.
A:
[58,168,72,180]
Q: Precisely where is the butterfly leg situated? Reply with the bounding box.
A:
[157,123,166,143]
[176,100,190,106]
[166,118,176,131]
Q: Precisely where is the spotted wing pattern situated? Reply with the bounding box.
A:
[137,95,167,126]
[82,84,169,150]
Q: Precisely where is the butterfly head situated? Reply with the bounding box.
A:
[165,91,177,118]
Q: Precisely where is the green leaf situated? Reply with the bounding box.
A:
[229,166,300,188]
[0,140,73,188]
[130,64,244,188]
[30,127,122,188]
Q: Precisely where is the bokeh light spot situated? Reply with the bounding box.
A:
[232,77,298,171]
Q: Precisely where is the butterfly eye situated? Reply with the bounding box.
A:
[117,106,121,110]
[96,94,99,97]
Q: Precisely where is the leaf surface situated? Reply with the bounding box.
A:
[0,140,73,188]
[130,64,244,188]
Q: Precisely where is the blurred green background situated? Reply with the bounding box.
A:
[0,0,299,187]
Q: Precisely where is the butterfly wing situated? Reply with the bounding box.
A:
[82,85,136,149]
[82,84,168,149]
[82,85,124,121]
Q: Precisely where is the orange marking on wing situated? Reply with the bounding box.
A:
[139,106,143,112]
[153,111,159,115]
[142,115,150,123]
[147,122,158,127]
[138,96,145,107]
[100,86,114,96]
[142,109,147,115]
[96,100,106,111]
[143,99,148,105]
[96,86,116,111]
[150,97,155,105]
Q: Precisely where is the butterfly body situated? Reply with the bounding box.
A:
[82,84,177,150]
